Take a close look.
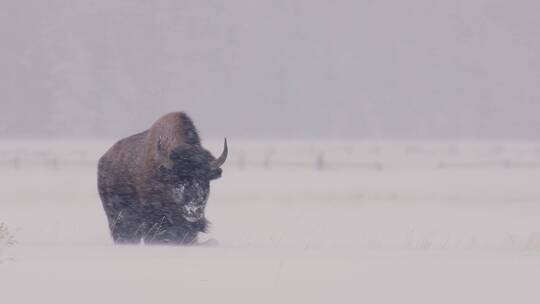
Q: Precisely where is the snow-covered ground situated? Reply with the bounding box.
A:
[1,141,540,303]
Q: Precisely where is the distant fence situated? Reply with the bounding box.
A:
[2,141,540,171]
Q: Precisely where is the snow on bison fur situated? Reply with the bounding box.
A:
[97,112,227,245]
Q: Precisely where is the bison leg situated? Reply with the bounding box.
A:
[141,207,197,245]
[100,193,144,244]
[144,225,197,245]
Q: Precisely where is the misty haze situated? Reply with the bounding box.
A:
[2,1,540,139]
[1,1,540,304]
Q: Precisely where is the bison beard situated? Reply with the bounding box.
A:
[97,112,227,245]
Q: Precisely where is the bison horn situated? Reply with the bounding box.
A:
[210,138,228,169]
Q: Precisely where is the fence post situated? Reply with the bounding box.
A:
[263,149,275,169]
[10,156,20,169]
[238,151,246,169]
[315,153,325,170]
[49,157,58,169]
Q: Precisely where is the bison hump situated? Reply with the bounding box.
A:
[150,112,201,146]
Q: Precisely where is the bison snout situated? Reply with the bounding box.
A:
[182,204,205,222]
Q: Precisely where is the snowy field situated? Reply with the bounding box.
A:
[1,140,540,303]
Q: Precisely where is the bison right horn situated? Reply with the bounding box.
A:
[210,138,228,169]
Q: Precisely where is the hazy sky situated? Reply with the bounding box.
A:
[1,0,539,140]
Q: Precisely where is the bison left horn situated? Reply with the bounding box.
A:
[210,138,228,169]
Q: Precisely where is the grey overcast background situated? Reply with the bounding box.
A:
[1,0,539,140]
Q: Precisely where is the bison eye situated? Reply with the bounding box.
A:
[209,168,222,180]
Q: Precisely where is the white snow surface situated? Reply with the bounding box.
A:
[1,140,540,303]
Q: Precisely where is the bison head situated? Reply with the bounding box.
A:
[157,138,227,222]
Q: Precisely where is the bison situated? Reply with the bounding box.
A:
[97,112,227,245]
